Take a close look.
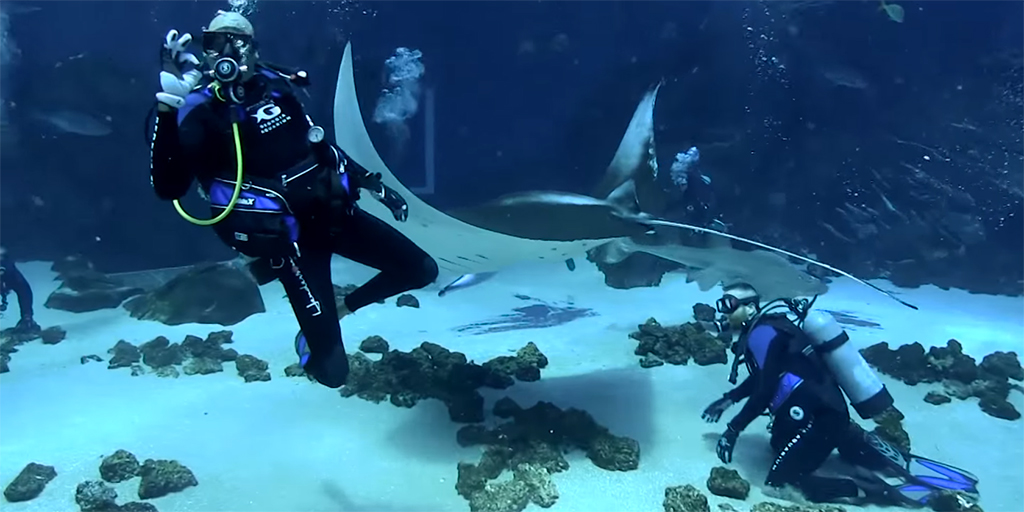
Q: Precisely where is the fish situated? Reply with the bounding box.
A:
[438,272,498,297]
[879,0,904,23]
[32,109,112,136]
[332,42,917,310]
[565,258,576,271]
[591,236,828,301]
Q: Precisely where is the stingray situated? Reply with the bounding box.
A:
[332,43,916,310]
[334,43,640,275]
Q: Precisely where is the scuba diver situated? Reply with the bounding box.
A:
[700,283,980,507]
[148,11,438,389]
[0,247,41,335]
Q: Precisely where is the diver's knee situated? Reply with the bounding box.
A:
[412,254,439,289]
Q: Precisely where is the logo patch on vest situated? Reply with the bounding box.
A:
[249,100,291,134]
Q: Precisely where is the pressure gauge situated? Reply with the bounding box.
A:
[307,125,325,144]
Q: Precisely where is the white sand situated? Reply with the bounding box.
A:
[1,259,1021,512]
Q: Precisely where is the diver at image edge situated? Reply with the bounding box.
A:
[148,11,438,389]
[701,283,981,507]
[0,247,41,335]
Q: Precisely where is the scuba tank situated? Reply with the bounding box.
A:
[727,296,893,420]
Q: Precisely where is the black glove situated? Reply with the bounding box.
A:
[702,395,735,423]
[14,317,40,334]
[376,183,408,222]
[360,172,408,222]
[716,425,740,464]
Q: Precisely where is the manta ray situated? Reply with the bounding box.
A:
[332,43,916,310]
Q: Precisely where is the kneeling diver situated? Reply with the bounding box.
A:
[701,283,980,507]
[148,11,438,389]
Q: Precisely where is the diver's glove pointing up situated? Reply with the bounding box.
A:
[156,29,202,109]
[354,170,409,222]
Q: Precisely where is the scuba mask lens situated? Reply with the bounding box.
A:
[716,295,740,315]
[202,32,252,55]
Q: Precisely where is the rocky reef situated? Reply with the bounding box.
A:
[630,317,730,368]
[335,337,548,423]
[3,449,197,511]
[861,339,1023,420]
[123,262,264,326]
[456,397,640,511]
[1,324,67,373]
[103,331,270,383]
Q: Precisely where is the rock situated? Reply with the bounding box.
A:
[664,484,710,512]
[100,450,140,484]
[456,449,560,512]
[81,355,103,364]
[75,480,117,511]
[108,341,141,369]
[979,351,1023,381]
[750,503,847,512]
[3,462,57,502]
[979,397,1021,421]
[340,340,547,423]
[359,335,389,354]
[872,406,911,454]
[137,459,198,500]
[639,355,664,368]
[483,342,549,383]
[284,363,306,377]
[707,466,750,500]
[155,366,180,379]
[862,340,1020,421]
[631,318,728,366]
[693,303,716,322]
[235,354,270,382]
[396,294,420,308]
[39,326,66,345]
[927,489,985,512]
[511,463,558,508]
[456,398,640,475]
[183,357,223,376]
[139,337,184,369]
[120,502,159,512]
[924,391,952,405]
[586,434,640,471]
[44,267,144,313]
[123,262,265,326]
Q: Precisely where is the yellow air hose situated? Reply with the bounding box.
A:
[172,122,244,225]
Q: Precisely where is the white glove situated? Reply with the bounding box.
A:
[156,29,202,109]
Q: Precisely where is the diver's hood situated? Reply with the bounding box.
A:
[205,10,254,37]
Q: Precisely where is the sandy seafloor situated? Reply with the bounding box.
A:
[0,257,1021,512]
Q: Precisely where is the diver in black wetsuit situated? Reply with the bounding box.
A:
[0,247,40,335]
[702,283,892,504]
[148,11,437,389]
[700,284,981,507]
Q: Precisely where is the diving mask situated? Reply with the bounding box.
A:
[202,32,254,83]
[716,294,758,315]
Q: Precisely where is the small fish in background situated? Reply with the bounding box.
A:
[32,110,112,136]
[879,1,904,23]
[565,258,576,271]
[438,272,498,297]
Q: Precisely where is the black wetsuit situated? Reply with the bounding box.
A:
[0,252,34,322]
[149,68,438,389]
[724,314,864,503]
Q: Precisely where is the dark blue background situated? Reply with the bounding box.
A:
[1,1,1020,281]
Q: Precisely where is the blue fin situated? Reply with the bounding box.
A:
[892,455,980,506]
